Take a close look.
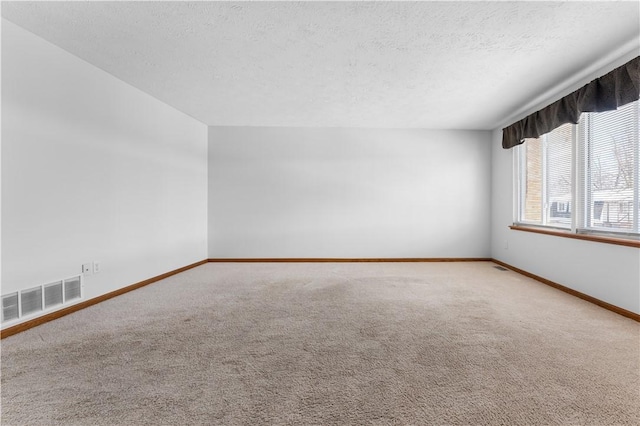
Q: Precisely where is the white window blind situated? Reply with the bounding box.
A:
[546,124,573,228]
[581,100,639,234]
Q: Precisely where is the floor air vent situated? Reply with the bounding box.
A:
[2,293,19,322]
[493,266,508,271]
[64,277,82,302]
[1,275,82,324]
[44,281,64,308]
[21,287,43,316]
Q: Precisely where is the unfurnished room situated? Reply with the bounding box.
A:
[1,1,639,425]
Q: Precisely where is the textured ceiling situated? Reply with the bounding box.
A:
[2,1,639,129]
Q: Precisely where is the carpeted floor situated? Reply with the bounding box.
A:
[1,262,638,425]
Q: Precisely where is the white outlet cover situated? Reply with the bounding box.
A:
[82,263,92,275]
[93,262,100,273]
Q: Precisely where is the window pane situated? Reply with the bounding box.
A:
[522,137,542,223]
[519,124,573,227]
[583,100,638,232]
[546,123,573,228]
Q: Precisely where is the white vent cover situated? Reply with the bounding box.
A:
[2,275,82,324]
[64,277,82,302]
[44,281,63,308]
[2,293,19,322]
[21,287,43,316]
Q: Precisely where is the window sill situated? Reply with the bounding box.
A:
[509,225,640,248]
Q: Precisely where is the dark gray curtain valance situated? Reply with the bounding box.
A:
[502,56,640,149]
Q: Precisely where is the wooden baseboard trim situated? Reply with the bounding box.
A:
[208,258,492,263]
[491,259,640,322]
[10,257,631,337]
[0,259,208,339]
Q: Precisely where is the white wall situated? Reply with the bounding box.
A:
[1,19,208,323]
[490,49,640,315]
[209,126,491,258]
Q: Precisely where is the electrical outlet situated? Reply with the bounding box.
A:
[82,263,92,275]
[504,240,509,250]
[93,262,101,274]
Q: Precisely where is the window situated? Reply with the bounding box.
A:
[516,99,640,239]
[517,123,573,229]
[582,101,639,233]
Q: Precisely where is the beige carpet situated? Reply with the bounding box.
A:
[1,262,638,425]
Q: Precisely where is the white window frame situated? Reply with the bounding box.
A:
[513,103,640,243]
[514,131,573,231]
